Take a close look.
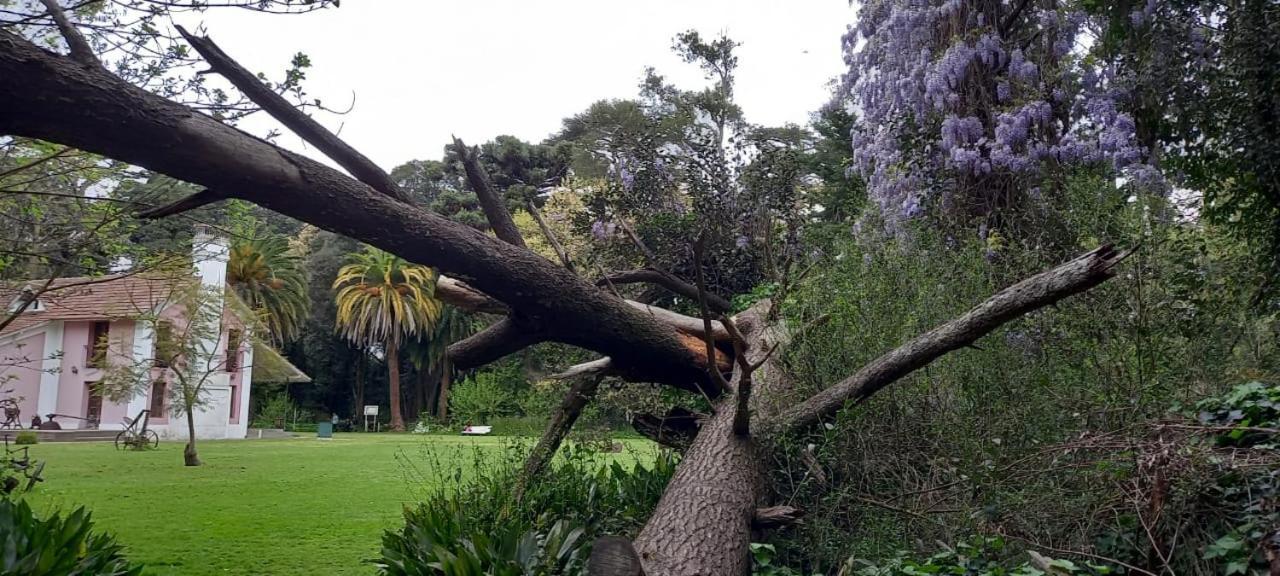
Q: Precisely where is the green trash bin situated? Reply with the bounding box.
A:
[316,421,333,439]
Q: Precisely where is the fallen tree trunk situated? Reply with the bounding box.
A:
[626,246,1126,575]
[0,29,719,395]
[0,23,1131,576]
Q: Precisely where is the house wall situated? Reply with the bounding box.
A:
[54,319,136,429]
[0,332,45,423]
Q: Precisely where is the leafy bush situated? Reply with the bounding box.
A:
[846,538,1116,576]
[14,431,36,445]
[384,442,677,574]
[449,371,518,424]
[0,500,142,575]
[1195,381,1279,447]
[251,391,298,429]
[379,501,587,576]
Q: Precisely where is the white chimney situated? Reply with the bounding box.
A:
[192,224,229,290]
[191,224,230,372]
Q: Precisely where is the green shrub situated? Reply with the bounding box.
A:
[449,371,518,424]
[1194,381,1280,447]
[379,501,588,576]
[14,431,37,445]
[845,537,1116,576]
[0,500,142,575]
[385,442,677,574]
[251,391,299,429]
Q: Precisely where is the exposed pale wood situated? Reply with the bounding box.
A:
[433,276,507,314]
[752,505,803,529]
[626,301,729,340]
[547,357,612,380]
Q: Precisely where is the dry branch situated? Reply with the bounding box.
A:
[452,137,526,247]
[548,357,612,380]
[174,25,408,202]
[516,372,605,498]
[599,268,732,313]
[775,245,1129,431]
[525,199,576,272]
[38,0,97,66]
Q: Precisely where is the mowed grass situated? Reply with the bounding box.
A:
[19,434,646,575]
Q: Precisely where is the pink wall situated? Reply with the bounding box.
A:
[55,320,134,426]
[55,321,90,422]
[0,333,45,421]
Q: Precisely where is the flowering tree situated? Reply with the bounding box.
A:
[843,0,1150,237]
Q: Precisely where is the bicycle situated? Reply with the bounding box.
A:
[1,434,44,494]
[114,409,159,451]
[0,388,23,430]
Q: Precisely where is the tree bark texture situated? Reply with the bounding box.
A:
[184,408,201,466]
[387,344,405,431]
[0,31,716,396]
[436,358,452,421]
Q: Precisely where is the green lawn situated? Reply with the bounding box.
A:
[20,434,647,575]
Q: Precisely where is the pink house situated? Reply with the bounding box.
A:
[0,228,278,439]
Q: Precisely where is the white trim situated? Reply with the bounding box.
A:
[37,321,62,416]
[0,321,51,347]
[126,320,153,419]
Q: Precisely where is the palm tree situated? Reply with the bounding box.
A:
[227,233,309,346]
[406,304,478,420]
[332,247,440,431]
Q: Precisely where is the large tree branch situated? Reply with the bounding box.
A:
[452,137,526,247]
[775,245,1129,432]
[173,25,409,203]
[627,300,730,340]
[433,275,508,315]
[599,268,732,313]
[38,0,97,66]
[446,318,544,370]
[0,30,717,395]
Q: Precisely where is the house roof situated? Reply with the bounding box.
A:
[0,273,179,336]
[251,341,312,384]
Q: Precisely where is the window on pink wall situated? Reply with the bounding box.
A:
[225,330,241,372]
[149,379,167,422]
[228,384,239,424]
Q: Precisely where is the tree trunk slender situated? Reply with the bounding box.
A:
[387,343,405,431]
[413,367,427,421]
[183,406,201,466]
[353,352,365,423]
[436,358,452,421]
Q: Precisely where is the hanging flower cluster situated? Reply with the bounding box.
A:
[842,0,1151,233]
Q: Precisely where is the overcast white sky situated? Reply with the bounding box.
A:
[189,0,856,171]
